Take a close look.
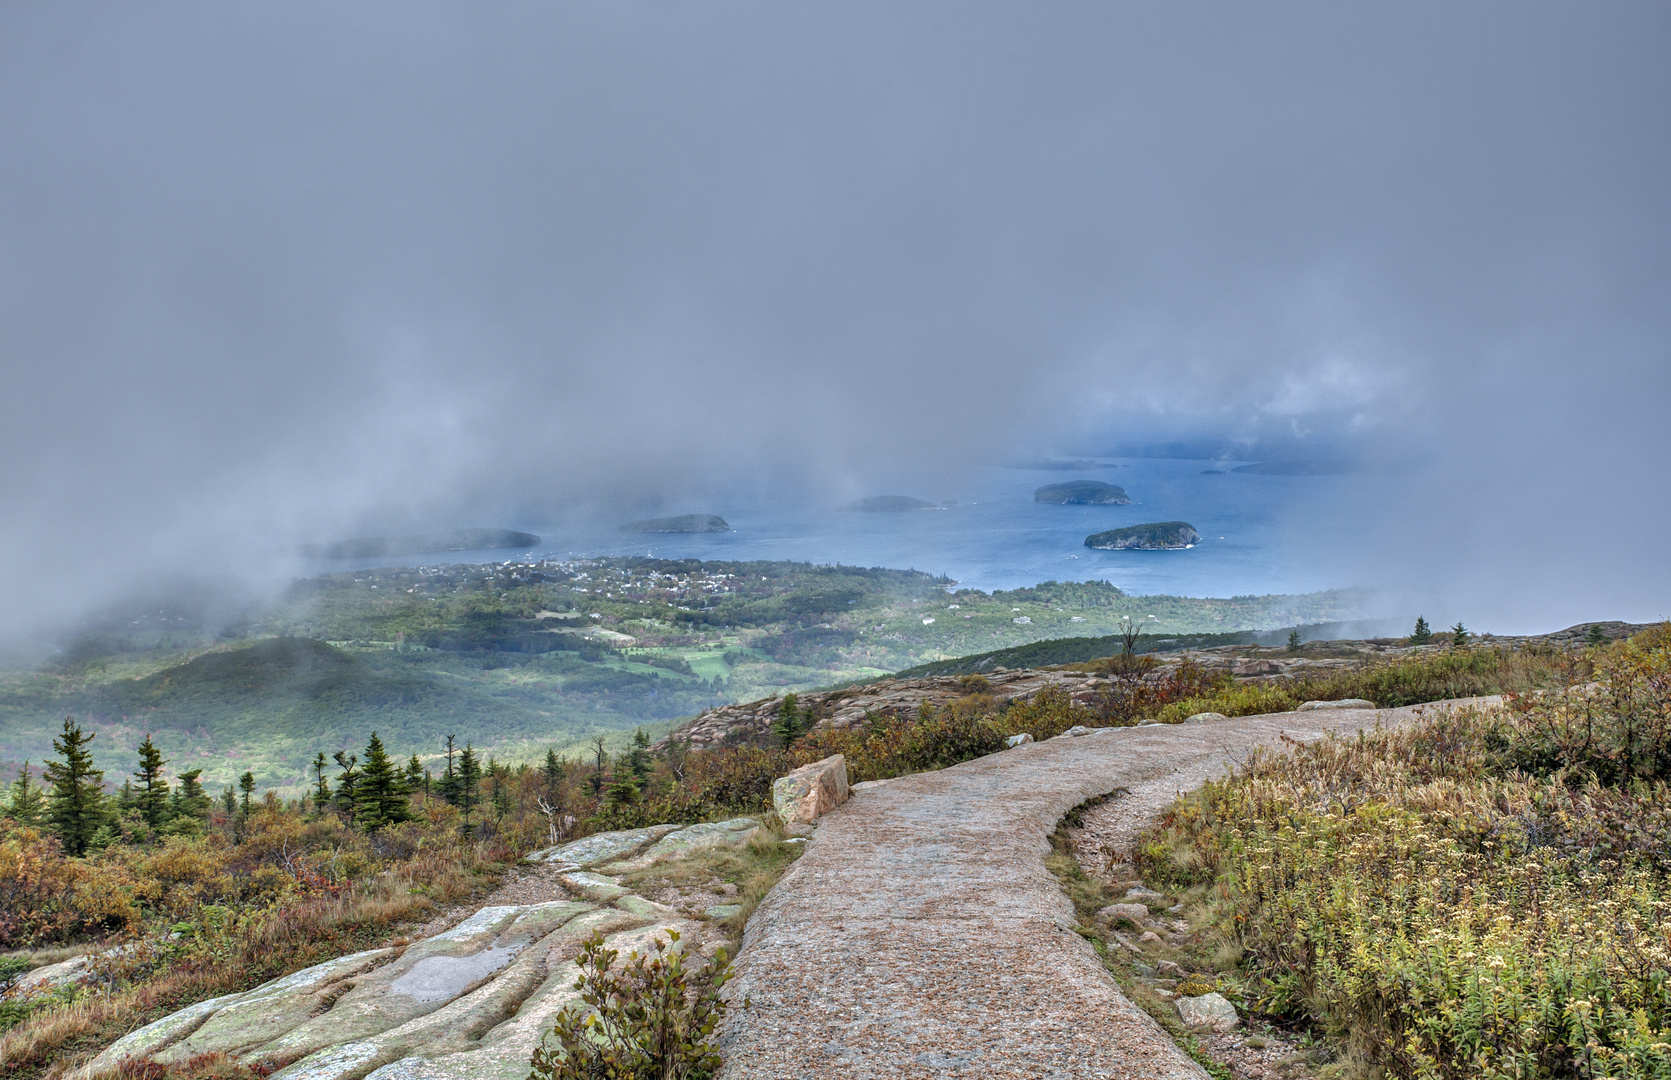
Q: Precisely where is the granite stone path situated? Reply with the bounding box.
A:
[717,701,1471,1080]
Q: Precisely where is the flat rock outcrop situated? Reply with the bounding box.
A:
[91,821,764,1080]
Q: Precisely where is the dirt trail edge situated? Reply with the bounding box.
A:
[719,700,1476,1080]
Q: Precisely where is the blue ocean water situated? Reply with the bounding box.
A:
[328,460,1374,599]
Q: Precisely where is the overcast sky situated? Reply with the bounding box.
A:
[1,1,1667,636]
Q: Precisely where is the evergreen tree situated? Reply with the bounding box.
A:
[43,717,107,856]
[357,732,413,832]
[333,751,361,823]
[589,736,607,798]
[1286,629,1302,651]
[311,753,331,814]
[437,735,461,805]
[604,757,638,812]
[489,759,510,823]
[541,748,564,795]
[170,768,210,825]
[405,755,425,799]
[1451,622,1470,646]
[134,735,171,830]
[117,779,136,812]
[771,694,812,747]
[1587,624,1609,646]
[456,744,481,827]
[7,764,44,825]
[628,729,653,784]
[238,771,256,818]
[1410,616,1433,645]
[221,785,236,816]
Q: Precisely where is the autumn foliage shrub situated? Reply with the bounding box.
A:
[1135,626,1671,1079]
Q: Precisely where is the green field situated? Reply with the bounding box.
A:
[0,558,1369,791]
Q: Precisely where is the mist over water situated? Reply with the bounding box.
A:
[1,3,1667,642]
[330,460,1378,602]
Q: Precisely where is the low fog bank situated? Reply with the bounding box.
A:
[1,2,1666,647]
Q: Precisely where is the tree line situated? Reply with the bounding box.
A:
[3,716,665,857]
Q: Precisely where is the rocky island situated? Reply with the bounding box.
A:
[619,514,731,533]
[1084,521,1201,550]
[1033,480,1131,505]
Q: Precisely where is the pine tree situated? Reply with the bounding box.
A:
[604,757,639,813]
[541,748,564,796]
[171,768,210,825]
[333,751,361,823]
[456,744,481,828]
[1286,629,1302,651]
[1410,616,1433,645]
[357,732,413,832]
[589,736,607,798]
[1451,622,1470,646]
[134,735,171,830]
[7,764,44,825]
[771,694,811,747]
[405,755,425,799]
[221,786,236,816]
[311,753,331,815]
[489,760,510,823]
[437,735,461,805]
[43,717,107,856]
[1587,624,1609,646]
[238,772,256,818]
[628,729,653,784]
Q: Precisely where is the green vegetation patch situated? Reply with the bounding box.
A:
[1134,626,1671,1079]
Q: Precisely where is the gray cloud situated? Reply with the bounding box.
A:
[0,1,1666,636]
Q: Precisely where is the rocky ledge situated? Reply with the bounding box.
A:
[89,820,761,1080]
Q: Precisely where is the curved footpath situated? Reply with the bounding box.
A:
[719,701,1471,1080]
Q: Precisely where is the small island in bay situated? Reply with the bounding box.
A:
[1033,480,1131,505]
[619,514,731,533]
[305,528,540,560]
[1084,521,1201,550]
[847,495,945,512]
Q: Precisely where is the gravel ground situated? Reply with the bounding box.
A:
[716,703,1450,1080]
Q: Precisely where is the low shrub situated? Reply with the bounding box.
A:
[528,929,731,1080]
[1134,626,1671,1079]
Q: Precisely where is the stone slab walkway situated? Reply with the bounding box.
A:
[718,701,1470,1079]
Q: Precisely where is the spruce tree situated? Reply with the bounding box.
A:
[1286,629,1302,651]
[1587,623,1609,646]
[456,744,481,827]
[43,717,107,856]
[1451,622,1470,646]
[221,785,237,816]
[628,729,653,785]
[333,751,360,823]
[437,735,461,805]
[357,732,413,832]
[171,768,210,825]
[542,748,563,795]
[238,771,257,818]
[589,736,607,798]
[134,735,171,830]
[1410,616,1434,645]
[7,764,44,825]
[405,755,425,799]
[311,753,331,815]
